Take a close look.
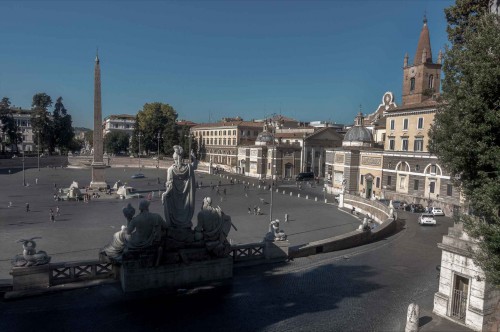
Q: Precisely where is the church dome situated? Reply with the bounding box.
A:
[255,131,275,146]
[344,126,373,143]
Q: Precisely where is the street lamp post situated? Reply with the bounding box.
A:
[37,130,40,172]
[157,131,162,187]
[269,127,276,222]
[22,141,26,186]
[137,133,143,171]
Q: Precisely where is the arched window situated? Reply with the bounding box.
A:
[428,75,434,89]
[410,78,415,92]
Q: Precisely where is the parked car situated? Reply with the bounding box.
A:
[405,204,426,213]
[431,207,445,216]
[418,213,437,225]
[295,172,314,181]
[131,173,145,179]
[392,200,404,209]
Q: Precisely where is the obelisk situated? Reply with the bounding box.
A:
[90,51,107,189]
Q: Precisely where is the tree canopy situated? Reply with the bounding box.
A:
[130,102,179,157]
[31,93,75,155]
[0,97,21,152]
[430,3,500,284]
[104,131,130,155]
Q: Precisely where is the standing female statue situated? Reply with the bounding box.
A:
[162,145,198,229]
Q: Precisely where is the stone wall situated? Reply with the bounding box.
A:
[0,156,68,169]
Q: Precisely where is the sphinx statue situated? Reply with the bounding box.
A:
[265,220,287,241]
[12,237,51,267]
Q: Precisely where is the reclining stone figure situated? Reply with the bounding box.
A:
[194,197,235,257]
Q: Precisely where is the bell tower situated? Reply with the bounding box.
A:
[402,16,442,105]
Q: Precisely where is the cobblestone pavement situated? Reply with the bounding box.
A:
[0,167,472,331]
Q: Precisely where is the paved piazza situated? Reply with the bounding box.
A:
[0,166,359,280]
[0,166,471,331]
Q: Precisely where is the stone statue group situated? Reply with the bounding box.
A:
[100,145,236,265]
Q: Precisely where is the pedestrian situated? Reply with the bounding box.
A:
[248,207,252,214]
[351,206,356,214]
[254,206,257,215]
[257,207,261,215]
[223,188,226,195]
[26,203,30,212]
[54,183,57,189]
[8,201,13,208]
[35,178,38,185]
[50,209,55,223]
[8,169,11,174]
[285,213,289,222]
[56,206,60,216]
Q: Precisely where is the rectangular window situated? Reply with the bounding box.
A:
[447,184,453,196]
[417,117,424,129]
[389,139,395,150]
[402,138,409,151]
[390,119,395,130]
[232,138,236,145]
[414,138,423,152]
[233,130,236,135]
[431,165,437,174]
[376,177,380,188]
[387,176,392,186]
[414,180,419,190]
[399,175,406,189]
[429,181,435,193]
[360,175,364,185]
[403,118,409,130]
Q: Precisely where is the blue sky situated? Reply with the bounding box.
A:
[0,0,453,128]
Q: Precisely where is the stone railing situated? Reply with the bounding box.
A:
[49,260,115,285]
[230,243,265,263]
[343,193,392,223]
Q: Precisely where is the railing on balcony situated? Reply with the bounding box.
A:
[49,260,115,286]
[230,243,265,262]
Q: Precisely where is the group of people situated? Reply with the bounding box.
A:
[248,206,261,215]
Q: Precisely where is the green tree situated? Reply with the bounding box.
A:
[0,97,21,153]
[444,0,490,44]
[131,102,178,156]
[430,8,500,284]
[84,130,94,149]
[52,97,74,154]
[104,131,130,155]
[31,93,54,154]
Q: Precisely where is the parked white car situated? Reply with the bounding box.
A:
[418,213,437,226]
[430,207,445,216]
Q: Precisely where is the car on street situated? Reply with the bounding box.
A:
[405,204,426,213]
[131,173,145,179]
[418,213,437,225]
[430,207,445,216]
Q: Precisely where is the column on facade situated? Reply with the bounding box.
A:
[311,147,315,174]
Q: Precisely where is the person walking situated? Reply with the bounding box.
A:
[56,206,60,216]
[248,207,252,215]
[50,209,55,223]
[285,213,289,222]
[8,201,13,208]
[35,178,38,185]
[26,203,30,212]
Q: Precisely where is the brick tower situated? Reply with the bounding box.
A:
[401,15,442,106]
